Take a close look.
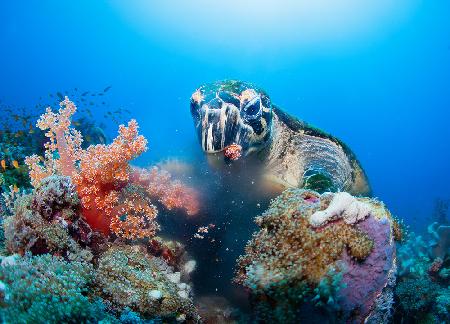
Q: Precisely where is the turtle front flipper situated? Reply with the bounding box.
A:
[266,108,372,196]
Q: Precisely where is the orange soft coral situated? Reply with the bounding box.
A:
[26,97,199,239]
[26,98,151,237]
[110,192,159,240]
[25,98,81,186]
[72,119,148,235]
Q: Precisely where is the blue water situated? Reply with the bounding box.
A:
[1,0,449,232]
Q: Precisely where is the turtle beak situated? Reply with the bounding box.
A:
[192,104,240,153]
[202,108,238,153]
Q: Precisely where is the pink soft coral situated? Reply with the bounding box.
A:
[130,166,200,217]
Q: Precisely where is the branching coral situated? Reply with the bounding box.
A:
[25,98,82,186]
[25,98,198,239]
[26,98,149,237]
[72,118,148,236]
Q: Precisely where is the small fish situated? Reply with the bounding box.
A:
[14,131,24,138]
[13,184,19,193]
[56,92,64,100]
[73,121,81,127]
[103,86,112,92]
[12,160,19,168]
[1,160,6,170]
[89,102,94,106]
[81,91,89,96]
[29,124,35,134]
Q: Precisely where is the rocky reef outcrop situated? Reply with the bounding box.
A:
[235,189,398,323]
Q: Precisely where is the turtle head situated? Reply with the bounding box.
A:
[190,80,273,155]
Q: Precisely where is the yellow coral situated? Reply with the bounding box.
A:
[235,189,374,286]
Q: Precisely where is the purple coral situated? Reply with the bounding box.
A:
[31,175,79,221]
[234,189,397,322]
[338,215,396,322]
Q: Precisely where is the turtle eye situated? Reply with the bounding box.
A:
[242,96,261,121]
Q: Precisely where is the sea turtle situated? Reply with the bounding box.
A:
[190,80,371,196]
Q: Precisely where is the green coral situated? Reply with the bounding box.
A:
[436,289,450,319]
[395,277,440,317]
[311,268,346,311]
[0,254,112,323]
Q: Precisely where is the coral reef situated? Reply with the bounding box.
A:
[147,236,195,274]
[25,98,151,237]
[0,253,112,323]
[30,175,79,220]
[195,295,244,323]
[396,276,440,315]
[95,244,200,321]
[0,98,204,323]
[25,98,198,239]
[3,176,92,261]
[338,213,397,323]
[397,222,449,278]
[235,189,397,322]
[394,220,449,322]
[395,275,449,322]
